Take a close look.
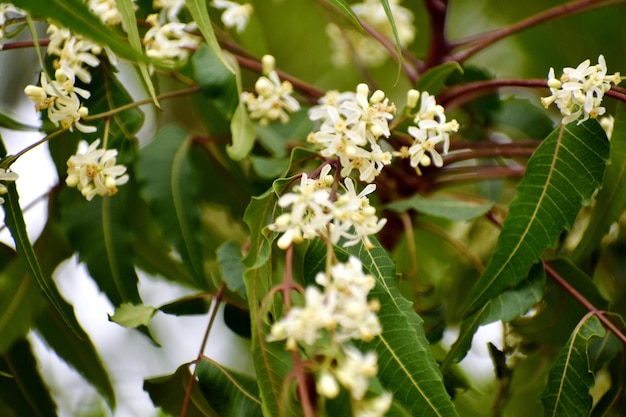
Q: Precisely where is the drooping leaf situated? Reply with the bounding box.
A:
[0,339,57,417]
[443,263,545,367]
[305,238,458,417]
[196,358,262,417]
[144,364,218,417]
[0,110,38,131]
[35,304,116,407]
[462,120,609,316]
[572,103,626,262]
[12,0,148,63]
[137,125,207,289]
[216,241,246,299]
[109,302,157,328]
[386,194,493,222]
[541,314,605,417]
[415,61,464,95]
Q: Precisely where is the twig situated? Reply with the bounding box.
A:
[423,0,450,70]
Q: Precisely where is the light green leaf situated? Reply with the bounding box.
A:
[0,339,57,417]
[462,120,609,317]
[185,0,235,73]
[227,93,256,161]
[196,358,262,417]
[217,241,246,299]
[137,125,207,289]
[327,0,363,29]
[386,194,494,222]
[443,263,545,367]
[115,0,160,108]
[415,61,464,95]
[250,155,289,179]
[109,303,157,328]
[12,0,148,63]
[36,304,116,407]
[305,238,458,417]
[541,314,605,417]
[572,103,626,262]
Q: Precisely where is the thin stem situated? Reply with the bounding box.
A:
[1,38,50,51]
[544,261,626,345]
[438,79,547,108]
[84,86,201,121]
[448,0,626,63]
[1,128,68,169]
[180,283,225,417]
[423,0,450,70]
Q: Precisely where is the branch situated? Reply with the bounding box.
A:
[423,0,450,70]
[438,78,547,108]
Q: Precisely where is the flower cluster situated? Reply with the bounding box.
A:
[326,0,414,67]
[268,256,391,416]
[308,83,395,183]
[153,0,186,23]
[241,55,301,125]
[88,0,126,26]
[211,0,253,33]
[541,55,621,125]
[0,168,18,204]
[143,14,200,67]
[269,165,386,250]
[65,139,129,201]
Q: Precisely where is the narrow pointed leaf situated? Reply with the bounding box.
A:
[0,110,38,131]
[305,238,458,417]
[463,121,609,316]
[541,314,605,417]
[109,303,157,328]
[415,61,464,95]
[0,339,56,417]
[196,358,262,417]
[572,103,626,262]
[379,0,402,80]
[137,125,207,288]
[328,0,363,29]
[227,88,256,161]
[386,194,493,222]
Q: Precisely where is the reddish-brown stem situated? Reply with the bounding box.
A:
[448,0,626,63]
[438,79,548,108]
[1,38,50,50]
[544,262,626,345]
[423,0,450,70]
[443,147,536,166]
[181,282,226,417]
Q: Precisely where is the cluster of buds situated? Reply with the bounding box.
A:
[268,164,386,250]
[268,256,392,417]
[308,84,395,183]
[541,55,621,125]
[143,14,200,67]
[241,55,301,125]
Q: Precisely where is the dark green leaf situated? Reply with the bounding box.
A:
[0,110,38,131]
[158,295,212,316]
[137,125,207,288]
[192,43,238,118]
[386,194,493,222]
[196,358,262,417]
[541,314,605,417]
[487,98,554,139]
[0,339,56,417]
[254,109,313,157]
[463,121,609,316]
[250,155,289,179]
[415,61,464,95]
[217,241,246,299]
[227,104,256,161]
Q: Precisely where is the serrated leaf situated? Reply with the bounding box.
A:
[0,339,57,417]
[12,0,148,63]
[305,238,458,417]
[444,263,545,367]
[573,103,626,262]
[463,121,609,317]
[144,364,218,417]
[115,0,160,108]
[217,241,246,299]
[386,194,493,222]
[137,125,207,288]
[185,0,234,73]
[109,302,157,328]
[541,314,605,417]
[36,304,116,407]
[196,358,262,417]
[415,61,464,95]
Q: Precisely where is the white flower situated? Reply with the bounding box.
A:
[153,0,186,23]
[241,55,300,125]
[143,14,200,66]
[46,23,102,84]
[541,55,621,125]
[335,346,379,400]
[66,139,129,201]
[0,168,18,204]
[89,0,125,26]
[211,0,253,33]
[353,392,393,417]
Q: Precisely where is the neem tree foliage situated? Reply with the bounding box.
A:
[1,0,626,416]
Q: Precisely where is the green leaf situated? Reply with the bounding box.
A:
[462,120,609,316]
[572,103,626,262]
[216,241,246,299]
[35,304,116,407]
[185,0,235,73]
[379,0,402,81]
[541,314,605,417]
[250,155,289,179]
[0,339,57,417]
[0,110,38,131]
[487,98,554,139]
[192,43,238,118]
[12,0,148,63]
[144,364,217,417]
[115,0,160,108]
[443,263,545,367]
[137,125,207,288]
[109,303,157,328]
[386,194,494,222]
[227,98,256,161]
[327,0,363,29]
[305,238,458,417]
[415,61,464,95]
[196,358,262,417]
[158,295,212,316]
[254,109,313,158]
[3,182,80,336]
